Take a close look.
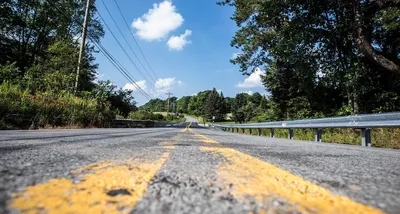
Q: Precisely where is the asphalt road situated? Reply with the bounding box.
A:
[0,118,399,214]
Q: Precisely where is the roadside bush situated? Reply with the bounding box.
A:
[128,111,168,121]
[0,83,114,129]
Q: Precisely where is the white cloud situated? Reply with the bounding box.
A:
[123,80,148,92]
[155,77,178,94]
[242,91,253,95]
[167,30,192,50]
[236,68,265,88]
[217,89,223,93]
[231,52,240,60]
[123,77,183,97]
[132,0,184,41]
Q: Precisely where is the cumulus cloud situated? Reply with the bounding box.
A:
[236,68,265,88]
[124,78,182,97]
[123,80,148,92]
[155,77,180,94]
[167,30,192,50]
[132,0,184,41]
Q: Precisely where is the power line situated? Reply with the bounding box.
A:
[94,42,152,99]
[96,11,158,95]
[44,0,152,100]
[111,0,159,81]
[99,0,157,85]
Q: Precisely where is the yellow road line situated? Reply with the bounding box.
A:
[10,153,170,214]
[189,129,382,214]
[187,127,219,144]
[181,121,193,132]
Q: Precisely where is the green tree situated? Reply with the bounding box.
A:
[92,81,137,118]
[0,0,104,75]
[177,96,191,113]
[219,0,400,118]
[203,88,225,121]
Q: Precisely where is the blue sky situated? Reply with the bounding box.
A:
[95,0,266,105]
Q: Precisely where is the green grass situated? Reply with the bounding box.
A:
[0,83,114,129]
[224,127,400,149]
[153,112,169,116]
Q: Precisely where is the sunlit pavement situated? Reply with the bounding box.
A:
[1,121,399,213]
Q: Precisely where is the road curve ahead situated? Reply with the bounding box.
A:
[0,121,399,214]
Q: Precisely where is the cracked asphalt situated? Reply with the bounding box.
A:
[0,119,399,214]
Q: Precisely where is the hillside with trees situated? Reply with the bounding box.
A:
[140,88,270,123]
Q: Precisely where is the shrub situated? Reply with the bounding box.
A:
[0,83,115,129]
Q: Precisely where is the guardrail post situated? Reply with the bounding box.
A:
[361,128,371,147]
[270,129,275,138]
[288,129,294,140]
[315,128,322,142]
[249,128,253,135]
[258,128,262,136]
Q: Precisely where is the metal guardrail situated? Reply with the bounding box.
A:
[111,119,154,128]
[213,112,400,147]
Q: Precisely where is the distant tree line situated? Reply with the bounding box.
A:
[140,88,270,123]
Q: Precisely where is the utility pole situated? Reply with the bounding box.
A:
[74,0,91,94]
[166,92,173,115]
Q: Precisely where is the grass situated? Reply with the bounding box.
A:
[224,127,400,149]
[0,83,114,129]
[153,112,169,116]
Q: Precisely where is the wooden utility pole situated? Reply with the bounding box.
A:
[74,0,91,94]
[166,92,173,115]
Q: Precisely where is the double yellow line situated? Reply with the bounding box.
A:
[10,124,383,214]
[190,129,382,214]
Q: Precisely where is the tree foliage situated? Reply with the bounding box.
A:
[219,0,400,118]
[141,90,270,123]
[0,0,137,128]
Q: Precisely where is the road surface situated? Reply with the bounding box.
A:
[0,119,399,213]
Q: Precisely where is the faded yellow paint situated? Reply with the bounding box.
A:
[10,152,170,214]
[159,141,174,146]
[162,146,176,150]
[188,128,218,144]
[189,130,382,214]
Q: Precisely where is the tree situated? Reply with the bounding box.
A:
[0,0,104,83]
[219,0,400,117]
[177,96,191,113]
[92,81,137,118]
[203,88,225,121]
[24,40,78,93]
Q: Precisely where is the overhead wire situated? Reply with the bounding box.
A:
[95,11,158,95]
[99,0,157,85]
[111,0,159,81]
[44,0,152,100]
